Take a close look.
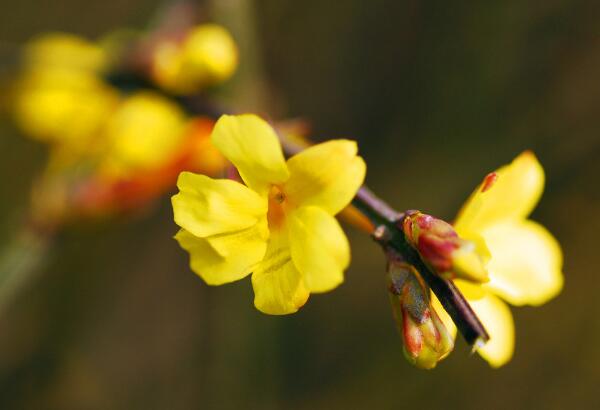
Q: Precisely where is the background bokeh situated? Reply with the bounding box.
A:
[1,0,599,408]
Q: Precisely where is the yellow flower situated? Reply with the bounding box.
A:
[13,69,118,146]
[12,32,117,146]
[433,151,563,367]
[152,24,238,94]
[172,114,366,314]
[100,91,188,177]
[22,32,108,73]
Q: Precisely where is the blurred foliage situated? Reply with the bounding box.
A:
[0,0,599,409]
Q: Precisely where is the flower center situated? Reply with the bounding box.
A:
[267,185,288,230]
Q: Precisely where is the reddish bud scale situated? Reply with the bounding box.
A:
[402,308,423,355]
[481,172,498,193]
[401,211,488,283]
[387,261,454,369]
[404,213,458,273]
[417,234,457,273]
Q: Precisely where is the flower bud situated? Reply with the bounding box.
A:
[151,24,238,94]
[387,260,454,369]
[402,211,488,283]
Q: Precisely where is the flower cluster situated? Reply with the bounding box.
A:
[4,13,564,372]
[9,25,236,224]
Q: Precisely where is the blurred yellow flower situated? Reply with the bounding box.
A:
[100,91,187,177]
[152,24,238,94]
[433,151,564,367]
[22,32,108,73]
[12,32,118,146]
[172,114,366,314]
[13,68,118,146]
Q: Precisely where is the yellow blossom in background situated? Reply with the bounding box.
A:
[22,32,108,73]
[172,114,366,314]
[13,68,119,146]
[12,32,118,147]
[152,24,238,94]
[433,151,564,367]
[100,91,187,177]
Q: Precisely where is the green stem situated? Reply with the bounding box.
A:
[0,220,53,313]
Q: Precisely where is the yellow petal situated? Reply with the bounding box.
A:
[174,229,265,285]
[211,114,289,194]
[454,279,487,300]
[206,218,269,257]
[432,287,514,367]
[430,293,457,340]
[452,242,489,284]
[481,220,563,306]
[172,172,267,237]
[251,233,309,315]
[283,140,366,215]
[289,206,350,293]
[455,151,545,233]
[469,293,515,368]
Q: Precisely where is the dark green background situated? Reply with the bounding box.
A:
[1,0,598,408]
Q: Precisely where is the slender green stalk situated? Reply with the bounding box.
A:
[0,220,53,313]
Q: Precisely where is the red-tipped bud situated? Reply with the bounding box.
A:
[387,260,454,369]
[402,211,488,283]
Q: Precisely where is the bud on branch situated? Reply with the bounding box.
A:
[402,211,488,283]
[387,256,454,369]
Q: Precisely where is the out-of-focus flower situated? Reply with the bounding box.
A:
[21,32,108,72]
[151,24,238,94]
[387,259,454,369]
[0,22,242,314]
[13,68,119,146]
[71,117,222,217]
[99,91,187,177]
[403,211,489,283]
[12,33,119,146]
[10,30,231,222]
[172,114,366,314]
[432,151,564,367]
